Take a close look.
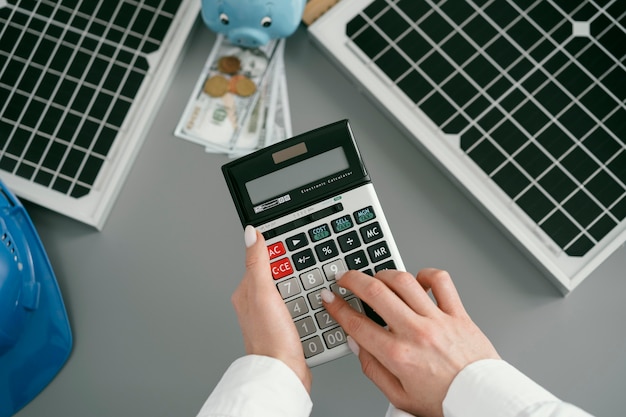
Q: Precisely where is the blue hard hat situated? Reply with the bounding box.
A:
[0,180,72,416]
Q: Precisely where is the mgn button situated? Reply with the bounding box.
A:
[314,240,339,262]
[354,206,376,224]
[331,214,353,233]
[360,221,383,243]
[292,248,316,271]
[286,232,308,251]
[337,230,360,252]
[308,224,331,242]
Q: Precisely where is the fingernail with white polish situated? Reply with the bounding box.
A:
[320,288,335,303]
[347,335,360,356]
[244,225,257,248]
[335,271,345,281]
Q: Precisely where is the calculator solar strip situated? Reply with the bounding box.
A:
[346,0,625,257]
[0,0,198,227]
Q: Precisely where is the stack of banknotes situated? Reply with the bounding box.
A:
[175,35,292,158]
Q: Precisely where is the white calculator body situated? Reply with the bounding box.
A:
[222,120,405,366]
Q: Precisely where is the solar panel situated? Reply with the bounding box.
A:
[0,0,199,229]
[309,0,626,293]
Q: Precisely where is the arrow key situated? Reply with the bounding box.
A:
[286,232,308,251]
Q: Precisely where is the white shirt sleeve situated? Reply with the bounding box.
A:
[197,356,592,417]
[196,355,312,417]
[442,359,594,417]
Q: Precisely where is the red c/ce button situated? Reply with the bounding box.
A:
[270,258,293,280]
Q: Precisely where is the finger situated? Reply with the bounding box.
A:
[352,340,405,405]
[416,269,466,316]
[321,288,391,355]
[374,269,438,317]
[323,289,420,378]
[244,226,270,276]
[334,270,418,328]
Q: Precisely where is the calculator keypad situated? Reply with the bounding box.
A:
[266,203,400,365]
[300,269,324,290]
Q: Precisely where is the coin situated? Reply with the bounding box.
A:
[234,76,256,97]
[203,75,229,97]
[228,75,245,93]
[218,55,241,74]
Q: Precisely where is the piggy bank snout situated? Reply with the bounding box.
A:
[227,27,270,48]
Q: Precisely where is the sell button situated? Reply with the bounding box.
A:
[331,214,353,233]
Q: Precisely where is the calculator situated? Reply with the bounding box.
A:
[222,120,405,366]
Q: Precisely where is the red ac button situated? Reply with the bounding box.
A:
[267,241,286,260]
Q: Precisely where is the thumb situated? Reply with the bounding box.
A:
[244,225,270,273]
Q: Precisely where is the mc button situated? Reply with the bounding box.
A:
[360,221,383,244]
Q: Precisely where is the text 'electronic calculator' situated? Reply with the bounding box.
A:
[222,120,405,366]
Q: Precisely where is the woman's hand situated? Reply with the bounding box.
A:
[322,268,500,417]
[231,226,312,392]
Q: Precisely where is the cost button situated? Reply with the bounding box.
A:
[308,224,331,242]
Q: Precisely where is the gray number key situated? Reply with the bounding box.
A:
[315,309,337,329]
[285,297,309,319]
[323,327,347,349]
[302,336,324,358]
[300,268,324,290]
[294,316,316,338]
[307,288,324,310]
[276,277,301,299]
[331,282,352,298]
[323,259,347,281]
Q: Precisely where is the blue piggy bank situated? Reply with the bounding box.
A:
[202,0,306,48]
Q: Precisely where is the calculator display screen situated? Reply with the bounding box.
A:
[223,120,370,226]
[245,147,349,205]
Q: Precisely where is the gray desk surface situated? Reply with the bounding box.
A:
[19,22,625,417]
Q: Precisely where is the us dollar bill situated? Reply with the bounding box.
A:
[175,35,282,153]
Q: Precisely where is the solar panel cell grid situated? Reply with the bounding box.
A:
[0,0,182,202]
[344,0,626,257]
